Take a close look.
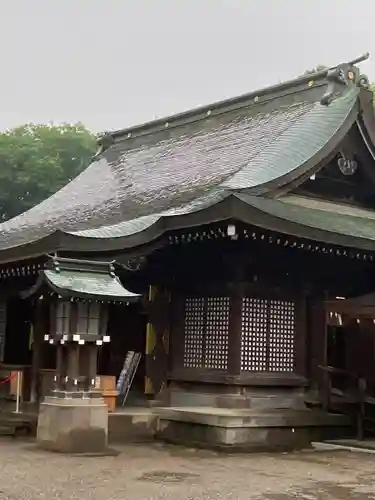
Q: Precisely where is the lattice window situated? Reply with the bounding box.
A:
[183,296,230,369]
[0,302,6,362]
[55,301,71,335]
[183,297,205,368]
[205,297,230,369]
[241,297,296,373]
[77,302,101,335]
[241,297,268,371]
[269,300,295,372]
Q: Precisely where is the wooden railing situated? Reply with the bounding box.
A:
[318,365,371,440]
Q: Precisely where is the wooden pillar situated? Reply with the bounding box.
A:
[30,298,47,403]
[228,289,243,376]
[145,286,170,399]
[55,345,67,390]
[308,295,327,391]
[170,294,185,372]
[79,344,98,388]
[294,294,308,377]
[56,345,65,377]
[66,344,80,391]
[227,260,246,376]
[87,344,98,383]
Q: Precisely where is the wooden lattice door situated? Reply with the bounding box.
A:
[240,296,296,372]
[145,286,170,396]
[183,296,230,370]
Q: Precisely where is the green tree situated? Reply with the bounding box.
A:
[0,123,97,222]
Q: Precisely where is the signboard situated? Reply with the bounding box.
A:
[116,350,142,405]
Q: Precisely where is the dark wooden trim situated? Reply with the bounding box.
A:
[309,296,327,389]
[169,368,306,387]
[30,297,48,402]
[227,291,242,375]
[175,281,298,300]
[170,294,185,371]
[294,294,307,377]
[50,298,57,336]
[70,301,78,336]
[99,303,108,336]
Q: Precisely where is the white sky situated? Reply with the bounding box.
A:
[1,0,375,133]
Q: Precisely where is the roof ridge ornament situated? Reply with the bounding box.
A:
[92,132,114,159]
[320,53,370,106]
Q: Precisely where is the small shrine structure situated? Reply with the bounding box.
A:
[22,256,139,452]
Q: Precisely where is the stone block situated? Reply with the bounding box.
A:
[108,411,157,443]
[36,394,108,453]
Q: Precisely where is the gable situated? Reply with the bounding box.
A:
[293,122,375,211]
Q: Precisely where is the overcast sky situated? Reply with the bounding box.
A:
[1,0,375,133]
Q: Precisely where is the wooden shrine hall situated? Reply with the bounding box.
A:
[1,54,375,451]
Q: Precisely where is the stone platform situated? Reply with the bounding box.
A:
[108,408,157,443]
[0,400,354,452]
[156,406,353,452]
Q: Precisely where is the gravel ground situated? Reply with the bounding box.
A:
[0,438,374,500]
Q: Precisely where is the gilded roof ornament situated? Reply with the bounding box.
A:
[321,53,370,106]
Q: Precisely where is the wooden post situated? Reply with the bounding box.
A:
[30,298,46,403]
[66,344,80,391]
[309,296,327,397]
[294,294,308,377]
[357,377,366,440]
[55,345,67,390]
[80,344,98,389]
[228,259,245,376]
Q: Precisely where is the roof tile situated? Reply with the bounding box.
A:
[0,84,359,252]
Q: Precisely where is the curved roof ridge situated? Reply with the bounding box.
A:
[104,54,369,142]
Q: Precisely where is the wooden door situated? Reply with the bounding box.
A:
[144,286,170,397]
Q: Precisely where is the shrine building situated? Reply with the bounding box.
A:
[0,55,375,452]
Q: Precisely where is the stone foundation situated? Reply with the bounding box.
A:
[156,407,353,452]
[36,393,108,453]
[167,380,308,410]
[108,410,157,443]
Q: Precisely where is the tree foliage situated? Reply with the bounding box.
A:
[0,123,97,222]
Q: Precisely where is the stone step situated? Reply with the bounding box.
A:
[0,425,16,436]
[0,414,36,436]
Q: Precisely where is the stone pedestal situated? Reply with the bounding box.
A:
[36,392,108,453]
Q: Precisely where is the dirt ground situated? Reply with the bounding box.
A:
[0,439,374,500]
